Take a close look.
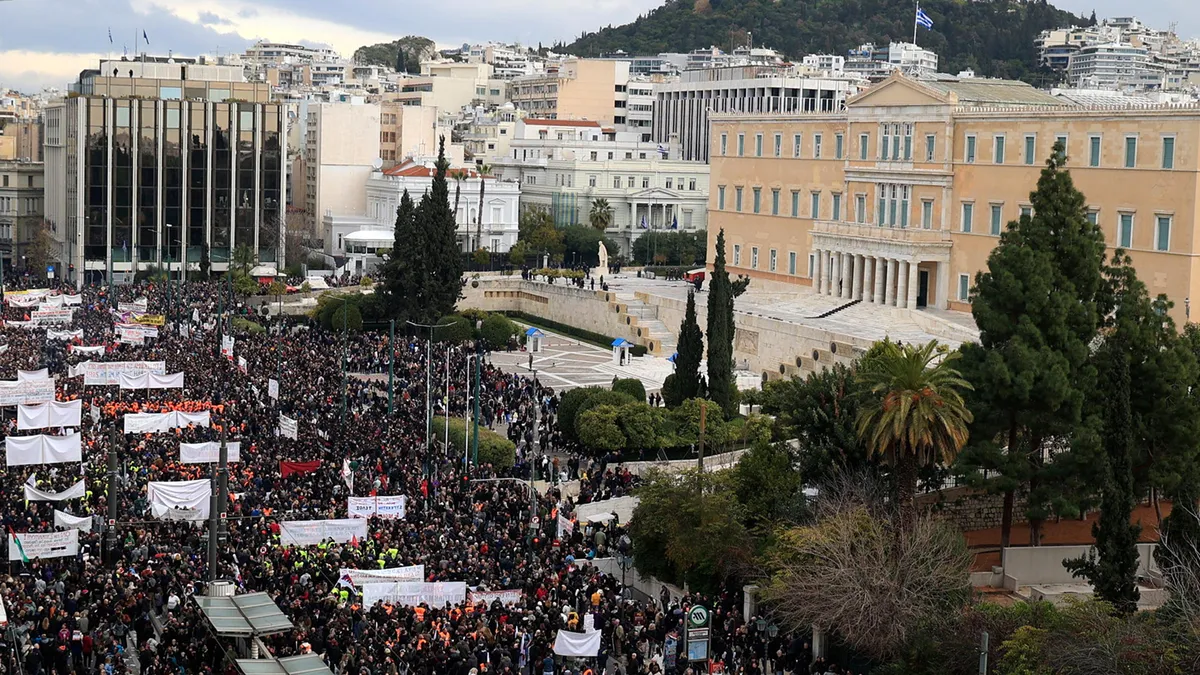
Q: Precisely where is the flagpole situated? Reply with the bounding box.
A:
[914,2,919,45]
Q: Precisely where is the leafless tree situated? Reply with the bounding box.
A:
[761,471,973,661]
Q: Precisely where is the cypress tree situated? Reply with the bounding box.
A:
[955,142,1106,547]
[666,289,704,407]
[1064,334,1141,616]
[381,190,422,321]
[706,229,735,415]
[419,136,465,323]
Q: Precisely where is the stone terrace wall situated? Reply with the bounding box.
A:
[917,485,1029,532]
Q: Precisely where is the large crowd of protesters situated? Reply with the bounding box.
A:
[0,273,836,675]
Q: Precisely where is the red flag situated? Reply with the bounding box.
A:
[349,535,359,548]
[421,479,429,497]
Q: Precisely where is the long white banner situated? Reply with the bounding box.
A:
[278,519,367,547]
[468,589,524,607]
[0,379,56,406]
[338,565,425,586]
[48,329,84,341]
[179,441,241,464]
[362,581,468,608]
[79,361,166,386]
[18,369,49,382]
[18,400,83,430]
[148,479,211,520]
[5,433,82,466]
[279,414,298,440]
[124,410,210,433]
[118,372,184,390]
[8,530,79,561]
[24,479,86,502]
[30,308,74,325]
[347,495,407,519]
[53,510,93,532]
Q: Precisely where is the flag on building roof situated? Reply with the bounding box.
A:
[916,6,934,29]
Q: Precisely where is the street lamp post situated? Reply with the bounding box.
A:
[406,319,458,478]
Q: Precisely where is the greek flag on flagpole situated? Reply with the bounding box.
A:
[916,6,934,29]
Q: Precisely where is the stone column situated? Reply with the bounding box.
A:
[907,260,921,309]
[851,254,863,300]
[832,253,842,297]
[862,256,874,304]
[896,260,909,308]
[824,251,835,296]
[873,257,885,304]
[842,252,853,299]
[814,249,824,294]
[936,260,951,309]
[884,258,897,306]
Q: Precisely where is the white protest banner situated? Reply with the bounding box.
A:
[31,308,73,325]
[47,329,84,341]
[18,400,83,430]
[120,299,149,314]
[237,356,247,374]
[278,519,368,547]
[39,295,64,308]
[221,335,235,361]
[362,581,467,608]
[338,565,425,586]
[468,590,523,607]
[6,321,35,329]
[53,510,92,532]
[124,410,210,434]
[268,379,279,400]
[8,529,79,561]
[553,629,602,657]
[279,414,298,440]
[5,433,82,466]
[0,379,55,406]
[119,372,184,390]
[118,327,145,345]
[17,369,49,382]
[89,405,101,423]
[180,323,190,338]
[376,495,407,519]
[148,479,211,520]
[69,345,106,356]
[62,294,82,306]
[346,495,407,519]
[80,361,166,386]
[24,479,86,502]
[0,344,7,354]
[347,497,377,519]
[557,514,574,538]
[179,441,241,464]
[6,294,42,308]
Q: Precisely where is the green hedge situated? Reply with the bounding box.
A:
[433,416,515,469]
[502,311,612,351]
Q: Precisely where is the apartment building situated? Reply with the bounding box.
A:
[509,59,641,130]
[379,103,443,166]
[0,160,44,272]
[45,58,286,285]
[708,72,1200,326]
[492,119,709,254]
[1,120,44,162]
[653,66,861,162]
[304,102,381,245]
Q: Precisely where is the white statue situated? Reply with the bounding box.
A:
[597,241,610,273]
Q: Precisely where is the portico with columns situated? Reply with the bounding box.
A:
[810,221,951,310]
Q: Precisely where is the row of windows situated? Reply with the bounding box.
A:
[715,186,842,221]
[0,175,36,188]
[964,132,1176,169]
[719,132,842,160]
[0,197,40,214]
[588,175,698,191]
[730,243,799,275]
[719,128,1179,170]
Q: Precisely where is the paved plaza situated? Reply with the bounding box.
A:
[489,324,675,392]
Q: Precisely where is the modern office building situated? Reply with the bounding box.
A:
[653,66,861,162]
[44,57,286,284]
[492,119,709,253]
[707,71,1200,326]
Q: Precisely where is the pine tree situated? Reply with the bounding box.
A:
[666,290,704,407]
[1064,335,1141,616]
[419,136,465,323]
[706,229,735,415]
[955,141,1107,547]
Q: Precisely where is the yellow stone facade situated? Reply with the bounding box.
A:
[708,73,1200,324]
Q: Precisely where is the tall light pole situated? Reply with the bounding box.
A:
[407,319,458,478]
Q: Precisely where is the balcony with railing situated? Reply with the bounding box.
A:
[812,220,951,244]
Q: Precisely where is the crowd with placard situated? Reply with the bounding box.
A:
[0,278,813,675]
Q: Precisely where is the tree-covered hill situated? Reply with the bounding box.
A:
[562,0,1092,81]
[354,36,437,73]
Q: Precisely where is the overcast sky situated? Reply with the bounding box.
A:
[1,0,1197,94]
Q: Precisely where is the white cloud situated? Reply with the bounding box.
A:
[0,50,106,93]
[132,0,398,55]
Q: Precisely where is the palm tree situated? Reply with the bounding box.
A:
[589,198,615,232]
[856,339,973,524]
[475,164,491,251]
[450,169,468,227]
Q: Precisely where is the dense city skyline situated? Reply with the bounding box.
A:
[1,0,1199,93]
